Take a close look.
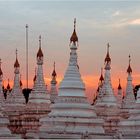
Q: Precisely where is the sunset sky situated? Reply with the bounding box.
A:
[0,1,140,102]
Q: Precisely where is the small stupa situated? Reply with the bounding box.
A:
[122,55,135,109]
[50,62,58,103]
[95,44,120,136]
[11,49,25,104]
[22,36,51,137]
[3,50,25,135]
[28,35,51,110]
[120,55,136,120]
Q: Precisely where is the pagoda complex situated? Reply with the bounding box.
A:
[26,19,107,139]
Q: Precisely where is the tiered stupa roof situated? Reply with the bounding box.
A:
[28,35,50,111]
[29,19,106,139]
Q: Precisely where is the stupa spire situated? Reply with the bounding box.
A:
[105,43,111,64]
[127,54,132,74]
[50,62,58,103]
[37,35,43,58]
[52,62,57,78]
[14,49,20,68]
[99,67,104,82]
[70,18,78,45]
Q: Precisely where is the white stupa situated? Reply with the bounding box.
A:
[0,58,21,138]
[95,44,117,107]
[117,79,123,108]
[95,44,120,136]
[118,88,140,138]
[50,62,58,103]
[28,35,51,111]
[5,49,25,108]
[26,19,105,139]
[122,55,135,109]
[11,49,25,104]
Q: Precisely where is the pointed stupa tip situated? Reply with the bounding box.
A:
[118,79,122,90]
[104,43,111,63]
[127,54,132,74]
[37,35,43,58]
[70,18,78,44]
[0,59,3,76]
[52,62,57,77]
[99,67,104,81]
[7,79,10,90]
[14,49,20,68]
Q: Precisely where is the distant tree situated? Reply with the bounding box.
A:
[22,88,32,104]
[134,84,140,100]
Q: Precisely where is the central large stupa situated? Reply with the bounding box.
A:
[26,19,106,139]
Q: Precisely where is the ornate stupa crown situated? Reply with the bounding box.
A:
[104,43,111,63]
[0,59,3,76]
[118,79,122,90]
[14,49,20,68]
[127,55,132,74]
[37,35,43,58]
[52,62,57,78]
[70,18,78,45]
